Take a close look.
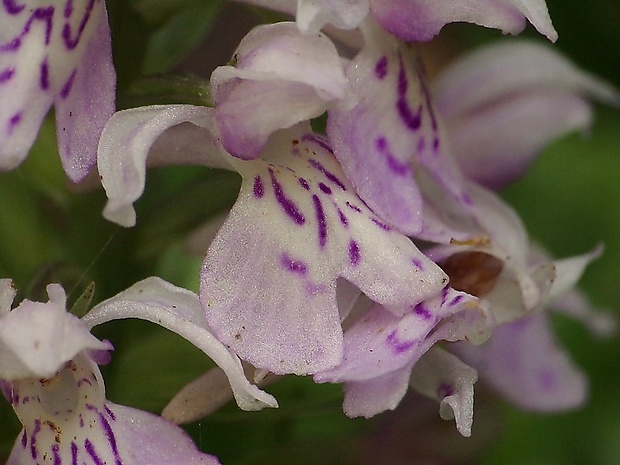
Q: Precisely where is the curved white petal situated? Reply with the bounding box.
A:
[83,277,278,411]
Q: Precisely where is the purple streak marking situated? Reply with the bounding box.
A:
[64,0,73,18]
[412,258,424,271]
[375,136,410,176]
[3,0,25,14]
[99,411,123,465]
[84,438,105,465]
[21,430,27,448]
[345,201,361,213]
[387,329,416,354]
[432,136,440,152]
[420,78,438,131]
[336,206,348,226]
[414,302,432,319]
[253,175,264,198]
[60,69,77,98]
[105,404,116,420]
[375,55,388,79]
[450,294,464,306]
[269,168,305,225]
[52,444,61,465]
[71,441,79,465]
[395,54,423,131]
[299,177,310,190]
[348,240,360,265]
[301,133,334,154]
[308,158,346,190]
[312,194,327,248]
[371,217,391,231]
[0,68,15,83]
[62,0,95,49]
[281,253,308,275]
[40,58,49,90]
[30,419,41,459]
[318,182,332,194]
[0,6,54,51]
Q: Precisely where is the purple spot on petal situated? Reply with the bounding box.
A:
[538,370,557,390]
[64,0,73,17]
[39,58,49,90]
[397,99,422,131]
[308,158,346,190]
[312,194,327,248]
[318,182,332,195]
[433,136,440,152]
[299,177,310,190]
[0,68,15,83]
[9,112,21,130]
[3,0,25,14]
[375,55,388,79]
[281,253,308,275]
[253,175,264,198]
[414,302,432,319]
[412,258,424,271]
[348,240,360,265]
[60,69,77,99]
[387,329,416,354]
[269,168,305,225]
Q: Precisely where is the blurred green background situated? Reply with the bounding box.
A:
[0,1,618,463]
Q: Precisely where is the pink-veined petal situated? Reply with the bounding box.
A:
[202,125,448,375]
[0,0,115,181]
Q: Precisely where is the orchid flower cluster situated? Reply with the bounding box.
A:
[0,0,617,463]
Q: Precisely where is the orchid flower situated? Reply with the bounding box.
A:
[0,278,228,465]
[235,0,557,41]
[433,40,620,189]
[97,104,450,375]
[314,285,490,436]
[211,20,471,235]
[0,0,115,182]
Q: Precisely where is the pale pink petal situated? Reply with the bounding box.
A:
[0,284,111,380]
[98,105,231,227]
[410,348,478,437]
[328,22,469,235]
[0,0,115,181]
[434,41,619,188]
[296,0,369,33]
[456,312,587,412]
[369,0,556,42]
[83,277,278,412]
[202,126,447,375]
[211,22,347,159]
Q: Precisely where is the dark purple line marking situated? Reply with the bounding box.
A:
[371,217,391,231]
[411,258,424,271]
[104,404,116,420]
[336,206,348,226]
[269,168,305,225]
[62,0,95,49]
[345,201,361,213]
[99,411,123,465]
[30,419,41,459]
[449,294,464,306]
[52,444,61,465]
[84,438,105,465]
[64,0,73,18]
[301,133,334,154]
[60,69,77,98]
[308,158,346,190]
[253,175,264,198]
[21,430,27,448]
[71,441,79,465]
[348,240,360,265]
[0,6,54,51]
[375,55,388,79]
[395,54,423,131]
[281,253,308,275]
[312,194,327,248]
[39,58,49,90]
[298,177,310,190]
